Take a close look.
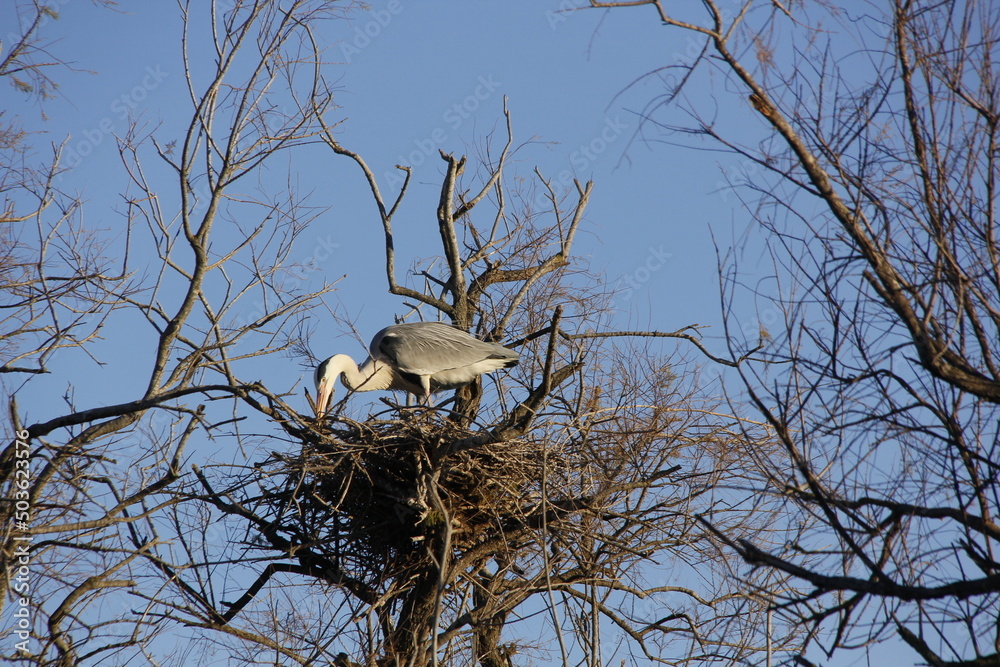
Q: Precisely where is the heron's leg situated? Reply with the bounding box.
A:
[419,376,433,406]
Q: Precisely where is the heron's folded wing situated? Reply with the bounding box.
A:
[377,327,477,374]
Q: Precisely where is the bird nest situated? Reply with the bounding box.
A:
[260,411,551,587]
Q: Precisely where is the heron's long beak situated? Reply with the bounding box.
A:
[315,378,334,419]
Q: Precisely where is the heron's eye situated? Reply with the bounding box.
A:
[315,359,329,387]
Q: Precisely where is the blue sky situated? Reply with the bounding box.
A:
[3,0,767,430]
[3,1,900,664]
[13,0,736,349]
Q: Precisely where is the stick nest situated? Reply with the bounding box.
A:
[262,413,553,586]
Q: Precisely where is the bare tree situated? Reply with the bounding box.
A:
[177,90,796,663]
[0,142,134,378]
[586,0,1000,664]
[1,1,345,664]
[1,0,128,377]
[2,2,792,666]
[2,1,72,101]
[0,0,117,101]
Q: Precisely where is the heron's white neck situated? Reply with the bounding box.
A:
[325,354,392,392]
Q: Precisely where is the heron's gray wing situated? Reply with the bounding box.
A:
[373,322,517,375]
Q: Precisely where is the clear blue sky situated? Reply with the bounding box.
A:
[6,0,759,427]
[14,0,733,343]
[4,1,895,664]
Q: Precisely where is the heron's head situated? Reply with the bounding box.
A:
[314,355,348,419]
[314,355,384,418]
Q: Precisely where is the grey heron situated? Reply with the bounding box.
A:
[313,322,519,417]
